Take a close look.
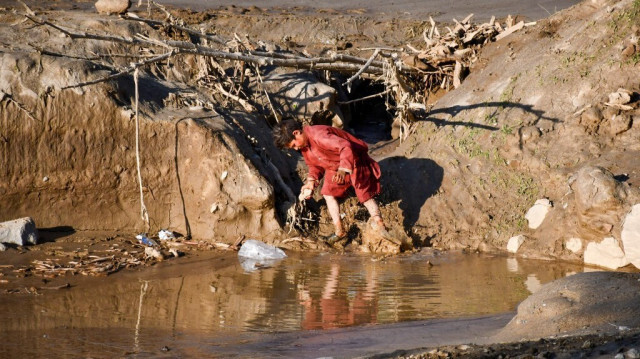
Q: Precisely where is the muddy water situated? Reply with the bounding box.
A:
[0,251,584,358]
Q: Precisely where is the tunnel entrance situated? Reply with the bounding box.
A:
[338,79,395,144]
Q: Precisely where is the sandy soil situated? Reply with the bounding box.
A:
[147,0,583,22]
[4,0,583,22]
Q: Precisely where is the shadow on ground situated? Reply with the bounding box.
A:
[37,226,76,243]
[378,157,443,230]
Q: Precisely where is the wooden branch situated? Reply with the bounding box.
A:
[215,83,256,112]
[495,21,524,41]
[26,15,141,46]
[344,48,380,86]
[0,92,38,121]
[60,51,175,89]
[121,14,226,45]
[179,47,389,74]
[33,15,420,77]
[17,0,35,16]
[337,89,391,105]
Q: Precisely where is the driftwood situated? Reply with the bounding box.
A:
[24,5,533,138]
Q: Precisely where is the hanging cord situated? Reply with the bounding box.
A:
[134,68,150,230]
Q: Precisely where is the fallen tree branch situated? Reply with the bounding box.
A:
[60,50,175,89]
[0,91,38,121]
[338,89,391,105]
[26,15,142,46]
[344,48,380,87]
[215,83,256,112]
[121,14,226,45]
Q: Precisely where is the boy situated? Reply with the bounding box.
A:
[273,119,386,242]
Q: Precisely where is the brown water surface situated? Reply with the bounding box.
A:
[0,250,584,358]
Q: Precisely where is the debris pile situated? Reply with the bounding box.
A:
[21,2,532,142]
[407,14,536,93]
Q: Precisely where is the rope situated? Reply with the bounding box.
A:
[134,68,150,230]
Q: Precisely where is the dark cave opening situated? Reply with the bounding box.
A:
[339,79,395,144]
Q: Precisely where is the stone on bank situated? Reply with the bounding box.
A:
[621,204,640,268]
[507,235,526,253]
[584,237,629,270]
[565,237,583,253]
[524,198,552,229]
[95,0,131,14]
[0,217,38,246]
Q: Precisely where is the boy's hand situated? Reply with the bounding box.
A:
[332,170,346,184]
[299,181,314,201]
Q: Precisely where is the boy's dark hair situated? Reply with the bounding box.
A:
[273,118,302,149]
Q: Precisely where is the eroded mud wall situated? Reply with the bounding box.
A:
[0,52,284,242]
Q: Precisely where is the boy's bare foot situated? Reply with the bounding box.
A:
[371,215,386,231]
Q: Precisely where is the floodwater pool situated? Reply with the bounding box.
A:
[0,250,586,358]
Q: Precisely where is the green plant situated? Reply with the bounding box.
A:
[484,112,498,125]
[500,124,513,135]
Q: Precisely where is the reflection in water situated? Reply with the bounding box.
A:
[0,251,584,357]
[525,274,542,293]
[297,262,378,329]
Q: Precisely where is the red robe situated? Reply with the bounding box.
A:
[301,125,381,203]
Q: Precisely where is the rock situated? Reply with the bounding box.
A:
[626,348,640,359]
[584,237,629,269]
[519,126,542,144]
[525,199,552,229]
[565,237,583,253]
[608,89,632,105]
[569,166,628,236]
[579,107,602,134]
[609,114,632,136]
[262,71,345,128]
[622,44,637,58]
[507,235,526,253]
[95,0,131,14]
[495,271,640,342]
[0,243,6,251]
[361,218,412,254]
[621,204,640,269]
[0,217,38,246]
[606,88,633,110]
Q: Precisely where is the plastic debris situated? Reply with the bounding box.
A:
[238,239,286,260]
[136,234,157,247]
[158,229,175,241]
[144,247,164,261]
[238,239,287,272]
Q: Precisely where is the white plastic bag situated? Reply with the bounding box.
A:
[238,239,287,260]
[238,239,286,272]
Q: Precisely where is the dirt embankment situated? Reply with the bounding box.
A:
[0,1,639,264]
[395,0,640,265]
[0,11,285,242]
